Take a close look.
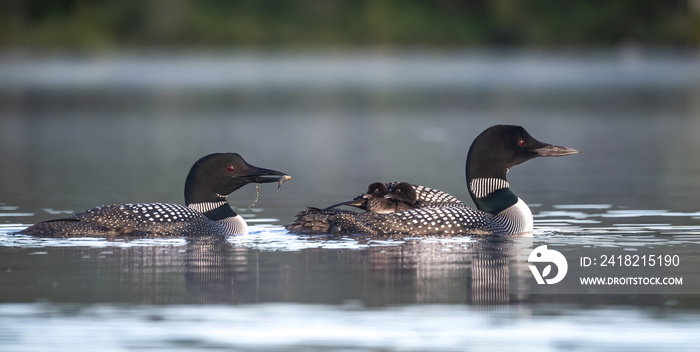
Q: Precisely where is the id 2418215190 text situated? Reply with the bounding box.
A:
[580,254,680,267]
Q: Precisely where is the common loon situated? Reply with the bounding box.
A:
[19,153,290,238]
[286,125,577,236]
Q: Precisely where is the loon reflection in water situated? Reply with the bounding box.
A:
[19,153,291,238]
[185,234,533,305]
[287,125,578,236]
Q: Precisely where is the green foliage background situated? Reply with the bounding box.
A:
[2,0,698,49]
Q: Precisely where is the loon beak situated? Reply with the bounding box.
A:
[532,144,579,157]
[242,164,290,184]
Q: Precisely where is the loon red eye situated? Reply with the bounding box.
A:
[227,165,235,172]
[518,139,526,147]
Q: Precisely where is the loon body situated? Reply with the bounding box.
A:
[19,153,290,238]
[286,125,577,236]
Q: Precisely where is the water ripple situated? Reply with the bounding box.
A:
[3,205,700,250]
[0,228,187,248]
[535,205,700,238]
[0,303,698,352]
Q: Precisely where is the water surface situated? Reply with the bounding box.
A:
[1,51,700,350]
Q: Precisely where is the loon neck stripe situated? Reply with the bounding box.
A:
[188,201,239,222]
[188,200,228,213]
[470,178,510,199]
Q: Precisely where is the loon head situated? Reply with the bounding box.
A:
[385,182,417,206]
[467,125,578,179]
[365,182,389,199]
[466,125,578,214]
[184,153,289,205]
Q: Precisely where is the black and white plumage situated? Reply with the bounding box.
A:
[19,153,290,238]
[286,125,577,236]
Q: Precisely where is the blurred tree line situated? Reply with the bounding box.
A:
[1,0,698,49]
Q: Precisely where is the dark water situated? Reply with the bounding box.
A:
[1,51,700,351]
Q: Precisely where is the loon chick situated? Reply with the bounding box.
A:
[286,125,577,236]
[385,182,418,212]
[19,153,290,238]
[325,181,458,213]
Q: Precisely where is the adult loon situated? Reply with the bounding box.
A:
[19,153,290,238]
[286,125,577,236]
[324,182,418,214]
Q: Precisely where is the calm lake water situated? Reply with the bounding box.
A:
[1,50,700,351]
